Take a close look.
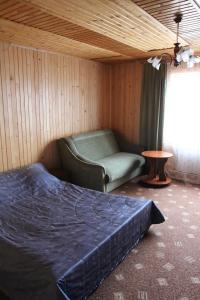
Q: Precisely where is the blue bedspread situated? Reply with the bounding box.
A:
[0,163,164,300]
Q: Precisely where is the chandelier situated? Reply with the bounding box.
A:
[147,13,200,70]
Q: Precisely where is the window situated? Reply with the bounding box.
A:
[163,67,200,184]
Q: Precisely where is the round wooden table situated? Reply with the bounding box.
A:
[141,150,173,187]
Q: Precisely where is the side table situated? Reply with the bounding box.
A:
[141,150,173,187]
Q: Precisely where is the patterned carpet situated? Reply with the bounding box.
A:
[89,180,200,300]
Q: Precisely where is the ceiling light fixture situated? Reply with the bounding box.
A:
[147,13,200,70]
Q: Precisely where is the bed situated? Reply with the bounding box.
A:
[0,163,164,300]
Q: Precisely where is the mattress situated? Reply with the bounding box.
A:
[0,163,164,300]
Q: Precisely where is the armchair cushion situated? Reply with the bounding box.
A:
[66,129,119,161]
[98,152,145,182]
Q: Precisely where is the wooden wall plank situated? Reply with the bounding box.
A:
[110,61,143,145]
[0,43,7,170]
[0,41,111,172]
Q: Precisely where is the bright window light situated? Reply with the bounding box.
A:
[163,70,200,183]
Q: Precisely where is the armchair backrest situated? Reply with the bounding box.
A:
[64,129,119,161]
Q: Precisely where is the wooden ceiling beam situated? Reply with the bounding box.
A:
[0,17,125,59]
[20,0,187,51]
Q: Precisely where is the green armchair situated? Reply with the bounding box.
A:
[58,129,145,192]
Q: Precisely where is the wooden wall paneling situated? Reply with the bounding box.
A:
[48,53,55,165]
[0,42,111,172]
[30,49,38,159]
[110,61,143,145]
[91,63,98,130]
[23,48,30,163]
[34,50,41,156]
[62,55,68,136]
[79,59,88,132]
[64,55,70,135]
[14,46,24,166]
[39,51,44,152]
[0,43,7,170]
[38,50,45,162]
[27,49,34,161]
[132,61,143,143]
[9,44,23,166]
[19,48,28,164]
[44,51,50,160]
[47,54,56,168]
[57,54,62,137]
[16,46,26,165]
[51,53,65,168]
[1,43,14,170]
[111,64,125,138]
[100,64,111,129]
[72,58,80,134]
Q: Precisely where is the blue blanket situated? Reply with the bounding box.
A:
[0,163,164,300]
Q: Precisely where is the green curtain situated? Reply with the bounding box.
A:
[139,63,167,150]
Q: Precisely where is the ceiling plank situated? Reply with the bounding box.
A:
[134,0,200,47]
[0,0,199,62]
[21,0,187,51]
[0,0,146,57]
[0,17,126,59]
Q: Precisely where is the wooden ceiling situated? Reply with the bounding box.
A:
[134,0,200,47]
[0,0,199,62]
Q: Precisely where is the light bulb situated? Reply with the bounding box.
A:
[152,57,161,68]
[147,57,153,63]
[181,48,193,62]
[155,63,161,70]
[194,56,200,63]
[187,60,194,68]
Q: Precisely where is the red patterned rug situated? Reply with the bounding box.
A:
[89,180,200,300]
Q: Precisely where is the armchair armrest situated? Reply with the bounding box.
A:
[58,139,107,192]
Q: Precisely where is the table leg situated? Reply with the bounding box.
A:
[158,158,168,181]
[148,157,157,179]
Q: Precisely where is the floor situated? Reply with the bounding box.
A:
[89,180,200,300]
